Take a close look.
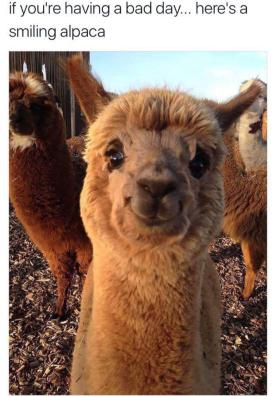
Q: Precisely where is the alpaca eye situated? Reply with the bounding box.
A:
[106,149,124,171]
[189,146,210,179]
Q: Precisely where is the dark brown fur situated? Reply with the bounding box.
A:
[9,72,92,317]
[67,135,87,195]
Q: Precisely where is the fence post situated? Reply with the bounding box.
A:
[70,88,76,137]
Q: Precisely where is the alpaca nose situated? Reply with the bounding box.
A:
[137,178,177,200]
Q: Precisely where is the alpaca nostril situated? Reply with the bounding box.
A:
[163,182,177,196]
[137,178,177,199]
[138,183,151,194]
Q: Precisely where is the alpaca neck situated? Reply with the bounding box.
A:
[87,242,206,394]
[94,242,204,303]
[223,132,245,179]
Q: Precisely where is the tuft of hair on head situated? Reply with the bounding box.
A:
[63,53,114,124]
[204,80,264,132]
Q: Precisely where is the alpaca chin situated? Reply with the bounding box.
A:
[113,205,190,245]
[10,132,36,151]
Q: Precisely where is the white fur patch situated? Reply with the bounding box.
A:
[239,111,260,130]
[25,76,47,96]
[10,132,36,151]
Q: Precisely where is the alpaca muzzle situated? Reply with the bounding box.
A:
[130,167,184,226]
[9,101,33,135]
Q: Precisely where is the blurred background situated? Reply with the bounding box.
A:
[91,51,267,100]
[9,51,267,137]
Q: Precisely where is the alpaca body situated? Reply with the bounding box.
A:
[223,130,267,298]
[72,241,221,395]
[70,85,226,394]
[10,138,89,263]
[67,55,263,394]
[9,72,92,316]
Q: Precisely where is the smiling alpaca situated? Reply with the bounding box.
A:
[9,71,92,317]
[67,56,262,394]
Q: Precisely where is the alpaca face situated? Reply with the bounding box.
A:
[82,89,225,245]
[105,130,212,238]
[9,72,62,149]
[236,79,267,171]
[238,79,267,135]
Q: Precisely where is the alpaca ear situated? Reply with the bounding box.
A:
[205,80,264,132]
[64,54,113,124]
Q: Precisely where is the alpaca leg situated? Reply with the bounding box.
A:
[241,241,264,299]
[76,239,93,284]
[54,272,72,318]
[47,253,75,317]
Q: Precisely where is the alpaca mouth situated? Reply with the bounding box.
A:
[126,195,184,229]
[136,214,170,227]
[130,204,184,231]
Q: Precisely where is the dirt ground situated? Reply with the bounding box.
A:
[9,207,267,395]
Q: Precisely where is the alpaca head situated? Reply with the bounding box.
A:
[236,79,267,171]
[238,79,267,138]
[81,89,227,249]
[9,72,63,150]
[66,56,263,250]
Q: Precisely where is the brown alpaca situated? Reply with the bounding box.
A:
[9,71,92,317]
[223,87,267,299]
[68,57,262,394]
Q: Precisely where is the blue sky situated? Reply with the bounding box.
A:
[90,52,267,101]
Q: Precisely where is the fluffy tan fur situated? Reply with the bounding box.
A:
[67,56,262,394]
[66,54,115,123]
